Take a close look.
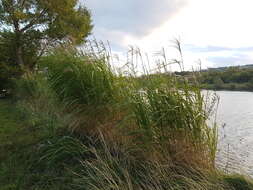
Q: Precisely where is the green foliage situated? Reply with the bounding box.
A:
[128,77,218,166]
[38,136,88,167]
[13,73,75,136]
[0,0,92,45]
[0,0,93,91]
[213,76,224,89]
[0,32,21,91]
[223,175,253,190]
[1,44,253,189]
[73,138,229,190]
[176,67,253,91]
[200,67,253,91]
[40,48,117,106]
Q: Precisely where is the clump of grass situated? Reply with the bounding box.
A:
[71,134,229,190]
[223,175,253,190]
[36,46,124,134]
[13,73,74,137]
[127,79,218,167]
[41,47,117,106]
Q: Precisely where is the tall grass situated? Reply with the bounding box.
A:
[73,134,228,190]
[128,81,218,167]
[37,44,218,168]
[1,41,252,189]
[41,47,117,106]
[13,73,75,136]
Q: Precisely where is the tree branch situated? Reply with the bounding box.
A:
[20,8,47,32]
[18,0,27,8]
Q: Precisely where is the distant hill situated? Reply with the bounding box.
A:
[205,64,253,72]
[174,64,253,91]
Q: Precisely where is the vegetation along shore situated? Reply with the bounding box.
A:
[1,0,253,189]
[175,65,253,92]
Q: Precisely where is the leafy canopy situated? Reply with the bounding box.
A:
[0,0,93,44]
[0,0,93,90]
[0,0,92,68]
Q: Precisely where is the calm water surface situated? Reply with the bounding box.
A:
[206,90,253,175]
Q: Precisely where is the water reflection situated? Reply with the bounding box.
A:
[204,90,253,175]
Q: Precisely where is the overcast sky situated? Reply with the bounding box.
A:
[82,0,253,70]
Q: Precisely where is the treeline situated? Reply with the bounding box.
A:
[175,67,253,91]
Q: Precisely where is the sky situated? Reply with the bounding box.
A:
[82,0,253,71]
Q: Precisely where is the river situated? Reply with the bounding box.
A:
[205,90,253,175]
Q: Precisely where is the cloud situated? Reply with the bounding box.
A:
[178,44,253,69]
[183,44,253,68]
[207,54,253,68]
[81,0,187,49]
[184,44,253,53]
[80,0,253,70]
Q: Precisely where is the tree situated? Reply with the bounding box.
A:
[0,0,93,69]
[213,76,224,89]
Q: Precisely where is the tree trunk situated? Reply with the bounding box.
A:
[13,18,25,68]
[16,45,24,67]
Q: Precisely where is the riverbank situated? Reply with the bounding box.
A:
[1,102,253,190]
[1,47,253,189]
[201,83,253,92]
[175,66,253,92]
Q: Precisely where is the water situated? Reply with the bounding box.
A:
[206,90,253,175]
